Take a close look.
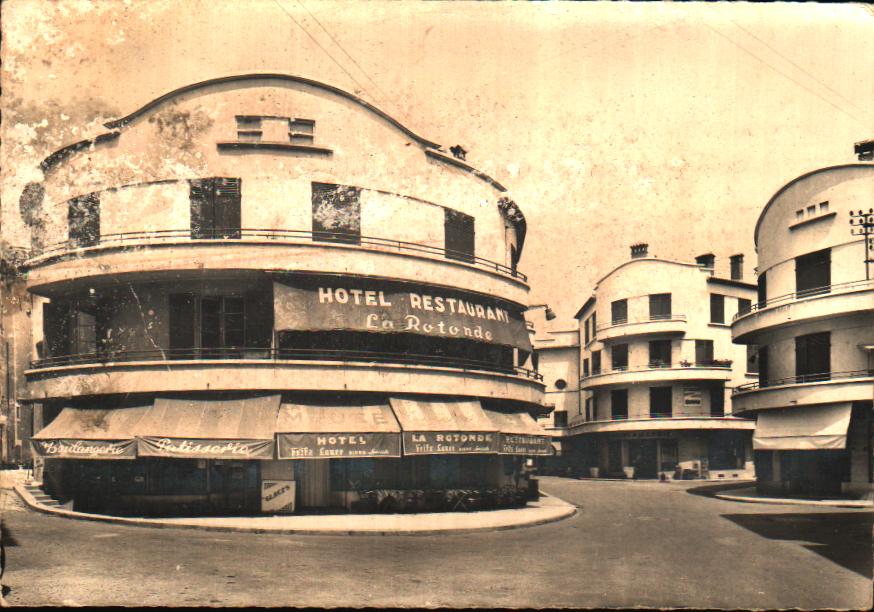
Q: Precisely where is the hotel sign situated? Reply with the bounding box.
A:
[274,279,532,351]
[276,432,401,459]
[402,431,499,455]
[137,437,274,459]
[31,438,137,460]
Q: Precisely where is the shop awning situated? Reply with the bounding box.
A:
[389,397,499,455]
[134,395,281,459]
[275,402,402,459]
[753,404,852,451]
[484,409,553,456]
[31,406,151,459]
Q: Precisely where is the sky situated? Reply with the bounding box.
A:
[2,0,872,327]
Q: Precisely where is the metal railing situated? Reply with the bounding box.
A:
[597,314,686,332]
[732,279,874,321]
[732,369,874,395]
[580,360,732,381]
[29,346,544,381]
[29,228,528,282]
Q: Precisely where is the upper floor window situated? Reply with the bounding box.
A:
[68,192,100,247]
[591,350,602,375]
[312,182,361,245]
[758,344,769,386]
[169,291,273,356]
[584,318,591,344]
[591,312,597,338]
[795,331,830,381]
[553,411,568,428]
[649,293,671,320]
[611,344,629,371]
[585,397,593,421]
[583,358,590,377]
[444,208,475,263]
[695,340,714,366]
[757,272,767,308]
[190,178,242,239]
[710,385,725,417]
[649,339,671,368]
[710,294,725,324]
[234,115,316,144]
[746,344,759,374]
[737,298,751,317]
[795,248,831,297]
[649,386,672,418]
[611,389,628,420]
[611,299,628,325]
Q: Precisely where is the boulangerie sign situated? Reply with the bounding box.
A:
[31,438,137,459]
[273,278,532,351]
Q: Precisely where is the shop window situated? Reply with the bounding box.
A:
[649,386,672,418]
[649,293,672,320]
[795,248,831,297]
[795,332,830,382]
[444,208,475,263]
[757,271,767,308]
[710,385,725,417]
[312,182,361,244]
[68,192,100,247]
[737,298,751,317]
[695,340,714,366]
[659,439,678,472]
[591,350,602,375]
[330,458,377,491]
[611,344,628,371]
[190,178,242,239]
[429,455,461,488]
[611,299,628,325]
[553,411,568,428]
[649,339,672,368]
[148,459,208,495]
[710,294,725,324]
[611,389,628,420]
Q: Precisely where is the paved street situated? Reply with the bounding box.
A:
[1,477,871,608]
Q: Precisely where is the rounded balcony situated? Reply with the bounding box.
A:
[732,279,874,343]
[24,228,529,305]
[571,416,755,435]
[580,361,733,390]
[24,347,545,406]
[730,370,874,415]
[595,315,687,342]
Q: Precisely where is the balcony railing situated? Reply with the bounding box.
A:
[597,314,686,332]
[732,279,874,322]
[732,369,874,395]
[580,360,732,382]
[28,347,544,381]
[28,228,527,282]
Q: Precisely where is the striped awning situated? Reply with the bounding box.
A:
[483,409,552,456]
[31,406,151,459]
[389,397,498,455]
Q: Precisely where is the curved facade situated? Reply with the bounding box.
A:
[22,75,548,516]
[570,247,756,480]
[731,164,874,498]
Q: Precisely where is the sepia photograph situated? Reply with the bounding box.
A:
[0,0,872,608]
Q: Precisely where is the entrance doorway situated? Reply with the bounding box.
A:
[209,461,260,514]
[628,439,658,479]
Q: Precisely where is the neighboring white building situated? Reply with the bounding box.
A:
[731,163,874,499]
[19,74,549,516]
[543,244,757,480]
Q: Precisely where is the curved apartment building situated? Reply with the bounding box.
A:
[571,245,756,480]
[731,164,874,498]
[21,74,549,515]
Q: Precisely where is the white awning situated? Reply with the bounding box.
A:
[753,404,852,451]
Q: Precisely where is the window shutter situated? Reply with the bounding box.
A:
[169,294,196,352]
[189,179,213,239]
[214,178,242,239]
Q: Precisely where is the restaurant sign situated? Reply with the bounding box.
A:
[274,279,532,351]
[276,432,401,459]
[137,437,274,459]
[31,438,137,459]
[498,434,552,456]
[402,431,499,455]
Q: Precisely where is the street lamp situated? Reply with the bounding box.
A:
[528,303,557,320]
[849,208,874,280]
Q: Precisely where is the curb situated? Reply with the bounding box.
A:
[713,489,873,509]
[14,483,577,536]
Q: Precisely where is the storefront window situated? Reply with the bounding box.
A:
[659,439,678,472]
[147,459,208,495]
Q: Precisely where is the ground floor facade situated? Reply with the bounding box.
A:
[30,392,550,516]
[540,427,754,480]
[752,400,872,499]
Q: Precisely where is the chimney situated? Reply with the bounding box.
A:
[695,253,715,269]
[630,243,648,259]
[730,254,744,280]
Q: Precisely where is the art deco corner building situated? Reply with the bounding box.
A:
[22,74,549,515]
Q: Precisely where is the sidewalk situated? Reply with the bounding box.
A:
[713,485,873,509]
[13,483,577,536]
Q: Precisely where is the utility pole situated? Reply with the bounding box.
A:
[849,208,874,280]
